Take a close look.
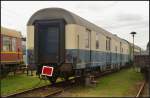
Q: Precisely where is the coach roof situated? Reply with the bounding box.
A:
[27,8,127,44]
[27,8,91,26]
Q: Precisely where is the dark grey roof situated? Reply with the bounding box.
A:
[27,8,75,25]
[27,8,105,33]
[27,8,128,44]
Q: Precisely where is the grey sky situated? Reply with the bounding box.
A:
[1,1,149,50]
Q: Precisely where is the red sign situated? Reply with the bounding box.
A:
[41,66,54,76]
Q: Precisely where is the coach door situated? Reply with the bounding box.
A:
[120,42,122,66]
[34,19,65,64]
[106,37,111,67]
[85,29,92,67]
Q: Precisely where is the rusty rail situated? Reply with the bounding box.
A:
[2,80,71,97]
[136,81,146,97]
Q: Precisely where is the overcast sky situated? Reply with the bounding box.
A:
[1,1,149,50]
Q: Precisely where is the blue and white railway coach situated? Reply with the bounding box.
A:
[27,8,130,83]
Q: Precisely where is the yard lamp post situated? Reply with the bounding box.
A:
[130,32,136,60]
[130,32,136,70]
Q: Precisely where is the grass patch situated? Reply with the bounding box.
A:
[0,72,71,96]
[0,74,50,96]
[60,68,144,97]
[0,68,144,97]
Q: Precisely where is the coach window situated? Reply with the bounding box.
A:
[108,38,111,50]
[96,33,99,49]
[106,37,108,50]
[115,46,117,52]
[106,37,111,51]
[85,29,91,48]
[115,46,117,57]
[12,38,16,52]
[106,40,107,50]
[3,36,12,51]
[122,48,123,53]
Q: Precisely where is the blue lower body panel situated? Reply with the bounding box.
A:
[27,49,129,69]
[66,49,129,69]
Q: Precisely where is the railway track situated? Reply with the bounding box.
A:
[2,85,63,97]
[2,69,120,97]
[135,81,146,97]
[2,77,78,98]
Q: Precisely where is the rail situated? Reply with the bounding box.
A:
[136,81,146,97]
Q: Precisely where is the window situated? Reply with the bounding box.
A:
[106,37,111,50]
[2,36,12,51]
[115,46,117,52]
[122,48,123,53]
[120,42,122,52]
[12,38,16,52]
[46,27,59,55]
[85,29,91,48]
[115,46,117,58]
[108,38,111,50]
[96,33,99,49]
[106,40,107,50]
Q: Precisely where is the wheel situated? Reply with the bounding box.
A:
[64,75,69,81]
[0,65,10,78]
[0,69,9,78]
[48,71,59,84]
[48,76,58,84]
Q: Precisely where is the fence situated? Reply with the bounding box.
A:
[134,55,150,68]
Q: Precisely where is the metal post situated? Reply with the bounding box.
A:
[130,32,136,70]
[133,34,134,62]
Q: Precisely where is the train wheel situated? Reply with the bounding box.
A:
[47,71,59,84]
[0,69,9,78]
[64,75,69,81]
[48,76,58,84]
[62,72,70,81]
[0,65,10,78]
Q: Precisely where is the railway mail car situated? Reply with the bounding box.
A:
[0,27,23,77]
[27,8,130,83]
